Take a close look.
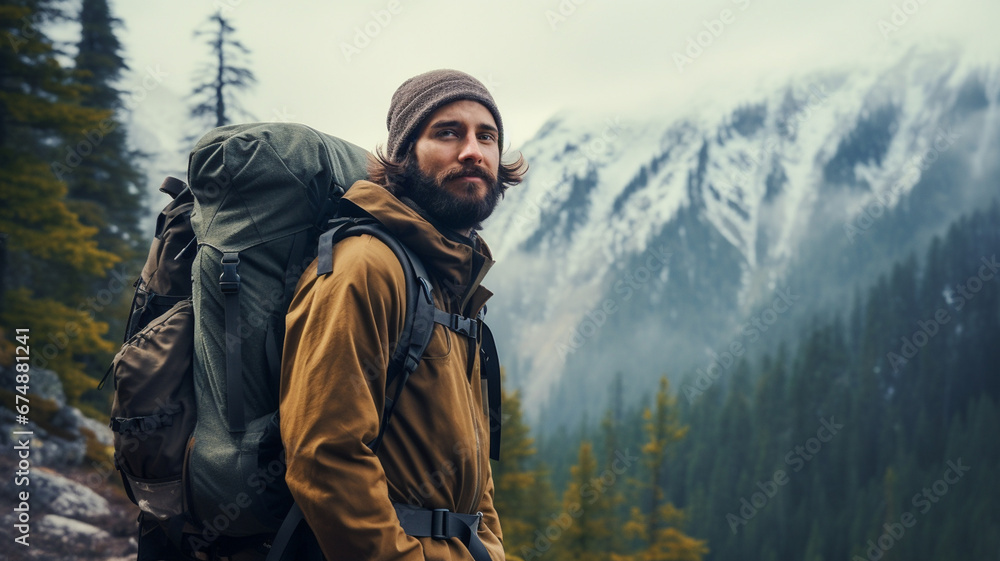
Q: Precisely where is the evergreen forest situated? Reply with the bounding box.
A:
[1,1,997,560]
[493,203,1000,560]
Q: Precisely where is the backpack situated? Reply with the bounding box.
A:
[104,123,502,561]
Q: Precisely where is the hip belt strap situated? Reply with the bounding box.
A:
[393,503,492,561]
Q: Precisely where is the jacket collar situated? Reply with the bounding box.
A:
[342,181,494,312]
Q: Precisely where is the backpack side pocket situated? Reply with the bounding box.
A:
[110,298,196,521]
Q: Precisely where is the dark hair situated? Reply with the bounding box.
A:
[367,143,527,197]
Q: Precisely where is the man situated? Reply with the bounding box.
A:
[280,70,525,560]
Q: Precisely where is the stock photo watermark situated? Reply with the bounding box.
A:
[683,286,800,402]
[28,267,133,372]
[556,246,671,358]
[50,65,169,181]
[853,458,969,561]
[511,117,623,231]
[878,0,932,41]
[886,254,998,372]
[518,448,639,561]
[544,0,593,30]
[340,1,403,63]
[673,0,752,73]
[716,84,829,193]
[844,127,960,244]
[727,416,844,533]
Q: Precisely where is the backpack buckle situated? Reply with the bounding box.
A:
[220,253,241,294]
[450,314,478,339]
[418,277,434,305]
[431,508,450,540]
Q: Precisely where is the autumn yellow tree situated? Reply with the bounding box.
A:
[0,0,119,400]
[619,377,708,561]
[549,439,616,561]
[492,376,557,561]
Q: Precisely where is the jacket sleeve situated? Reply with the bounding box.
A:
[280,236,424,561]
[477,467,505,561]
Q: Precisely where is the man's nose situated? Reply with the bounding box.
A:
[458,135,484,164]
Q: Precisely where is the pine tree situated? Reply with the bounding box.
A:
[599,373,628,555]
[552,440,613,561]
[802,520,824,561]
[67,0,145,258]
[63,0,147,410]
[189,10,256,132]
[622,377,707,561]
[0,0,119,399]
[492,376,556,561]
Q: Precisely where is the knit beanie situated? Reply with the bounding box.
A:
[386,69,502,162]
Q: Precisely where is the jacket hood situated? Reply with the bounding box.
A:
[342,180,494,311]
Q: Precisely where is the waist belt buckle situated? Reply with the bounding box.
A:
[431,508,450,540]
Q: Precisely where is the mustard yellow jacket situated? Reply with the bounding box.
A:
[280,180,503,560]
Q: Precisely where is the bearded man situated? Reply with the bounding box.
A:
[279,69,525,561]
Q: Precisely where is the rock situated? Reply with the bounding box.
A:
[0,365,114,469]
[32,432,87,468]
[30,468,111,519]
[71,407,114,447]
[2,367,67,407]
[38,514,110,544]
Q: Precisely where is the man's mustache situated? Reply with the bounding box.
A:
[441,167,496,184]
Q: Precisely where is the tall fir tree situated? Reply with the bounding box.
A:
[552,440,614,561]
[492,374,556,561]
[65,0,148,408]
[622,377,707,561]
[67,0,145,259]
[189,9,255,133]
[0,0,119,399]
[599,373,628,555]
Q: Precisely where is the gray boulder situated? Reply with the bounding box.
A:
[31,468,111,519]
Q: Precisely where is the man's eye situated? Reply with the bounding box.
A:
[437,130,457,138]
[478,133,496,142]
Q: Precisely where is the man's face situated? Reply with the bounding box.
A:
[405,99,502,232]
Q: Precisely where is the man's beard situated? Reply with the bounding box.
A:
[402,158,502,232]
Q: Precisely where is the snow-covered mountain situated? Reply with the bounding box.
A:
[125,46,1000,428]
[481,47,1000,425]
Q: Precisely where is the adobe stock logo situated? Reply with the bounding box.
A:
[726,417,843,533]
[878,0,931,41]
[885,255,998,373]
[340,1,403,63]
[672,0,752,73]
[852,459,969,561]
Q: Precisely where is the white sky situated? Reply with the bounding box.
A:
[110,0,1000,155]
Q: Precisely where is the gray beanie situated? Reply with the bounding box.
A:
[386,69,502,162]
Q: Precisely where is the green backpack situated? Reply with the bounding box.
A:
[105,123,502,560]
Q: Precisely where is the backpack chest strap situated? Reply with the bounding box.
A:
[433,308,479,339]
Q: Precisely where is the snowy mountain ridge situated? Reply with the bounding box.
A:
[123,46,1000,422]
[481,47,1000,417]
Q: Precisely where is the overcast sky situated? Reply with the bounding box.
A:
[109,0,1000,156]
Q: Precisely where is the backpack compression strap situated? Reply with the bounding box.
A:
[220,252,245,432]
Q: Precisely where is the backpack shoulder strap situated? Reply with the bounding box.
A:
[317,216,502,459]
[316,217,435,453]
[479,320,502,461]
